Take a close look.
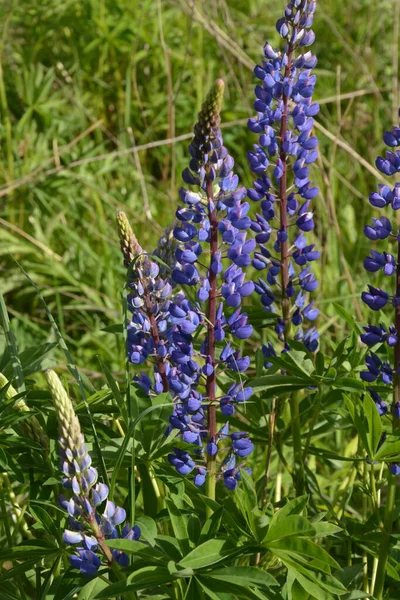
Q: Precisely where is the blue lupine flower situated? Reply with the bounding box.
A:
[168,448,196,475]
[247,0,319,359]
[360,112,400,475]
[230,432,255,458]
[118,81,255,492]
[70,549,101,576]
[46,370,141,575]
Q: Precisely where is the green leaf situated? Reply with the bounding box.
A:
[311,522,342,538]
[268,536,340,569]
[375,433,400,460]
[187,513,201,548]
[155,535,183,562]
[109,399,173,498]
[286,566,335,600]
[333,378,365,393]
[250,375,313,398]
[199,506,224,544]
[77,578,108,600]
[104,539,167,563]
[363,392,382,458]
[95,567,176,598]
[270,496,308,522]
[207,566,278,589]
[29,503,62,543]
[264,516,315,543]
[138,463,159,518]
[135,515,157,546]
[166,498,190,555]
[269,349,315,378]
[198,576,272,600]
[179,539,236,570]
[277,551,347,595]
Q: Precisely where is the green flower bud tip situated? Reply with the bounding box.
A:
[196,79,225,135]
[116,211,143,268]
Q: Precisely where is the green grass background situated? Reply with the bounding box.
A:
[0,0,399,373]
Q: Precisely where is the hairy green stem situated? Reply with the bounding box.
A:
[289,392,305,496]
[374,472,396,599]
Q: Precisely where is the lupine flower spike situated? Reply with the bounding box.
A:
[247,0,319,496]
[359,112,400,599]
[117,81,255,513]
[360,116,400,443]
[248,0,319,357]
[45,369,140,576]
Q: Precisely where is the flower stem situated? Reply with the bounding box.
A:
[144,292,169,392]
[261,397,276,508]
[374,471,396,599]
[205,179,218,518]
[289,391,305,496]
[278,42,305,496]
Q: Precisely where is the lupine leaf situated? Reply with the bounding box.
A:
[363,392,382,458]
[95,567,176,598]
[199,506,224,543]
[166,498,191,555]
[375,433,400,460]
[104,539,167,563]
[267,536,340,568]
[135,515,158,546]
[207,567,278,589]
[264,516,315,543]
[178,539,237,570]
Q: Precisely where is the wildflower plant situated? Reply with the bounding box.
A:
[45,369,140,576]
[117,80,255,511]
[2,2,400,599]
[359,114,400,599]
[247,0,319,493]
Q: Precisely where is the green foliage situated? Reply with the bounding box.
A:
[0,0,399,598]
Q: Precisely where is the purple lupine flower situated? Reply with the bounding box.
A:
[248,0,319,366]
[117,211,172,394]
[46,370,140,574]
[162,80,254,490]
[360,110,400,475]
[117,82,255,496]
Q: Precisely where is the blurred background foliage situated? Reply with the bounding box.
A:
[0,0,399,375]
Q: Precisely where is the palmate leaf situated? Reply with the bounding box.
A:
[267,536,339,569]
[250,375,314,397]
[374,432,400,460]
[135,515,157,546]
[197,575,276,600]
[178,538,236,570]
[94,567,177,598]
[104,538,168,563]
[277,551,347,599]
[198,505,224,544]
[206,567,278,590]
[155,535,183,562]
[264,515,316,543]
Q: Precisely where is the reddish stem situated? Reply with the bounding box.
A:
[279,44,294,337]
[205,179,218,438]
[393,240,400,418]
[205,178,218,514]
[144,293,169,393]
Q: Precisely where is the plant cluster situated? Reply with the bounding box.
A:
[1,1,400,600]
